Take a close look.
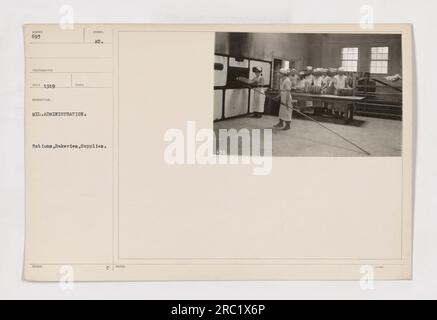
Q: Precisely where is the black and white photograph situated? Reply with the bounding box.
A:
[214,32,403,157]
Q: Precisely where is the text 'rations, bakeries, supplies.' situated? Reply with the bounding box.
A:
[32,143,107,150]
[32,111,87,117]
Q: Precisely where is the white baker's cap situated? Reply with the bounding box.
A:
[279,67,290,75]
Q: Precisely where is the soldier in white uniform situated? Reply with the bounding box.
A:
[313,68,324,114]
[321,68,332,113]
[274,68,293,131]
[332,67,350,117]
[332,67,349,91]
[321,68,330,92]
[237,66,265,118]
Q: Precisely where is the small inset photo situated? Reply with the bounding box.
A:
[213,32,403,157]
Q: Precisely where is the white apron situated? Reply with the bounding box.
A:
[332,75,348,112]
[313,76,324,107]
[304,77,314,108]
[251,76,265,113]
[278,77,293,121]
[333,74,347,90]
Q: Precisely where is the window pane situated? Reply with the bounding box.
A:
[342,60,357,72]
[341,48,359,72]
[370,60,388,74]
[343,48,358,60]
[370,47,389,73]
[371,47,389,60]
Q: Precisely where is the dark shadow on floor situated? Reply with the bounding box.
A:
[293,114,366,127]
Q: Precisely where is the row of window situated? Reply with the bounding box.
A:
[341,46,390,74]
